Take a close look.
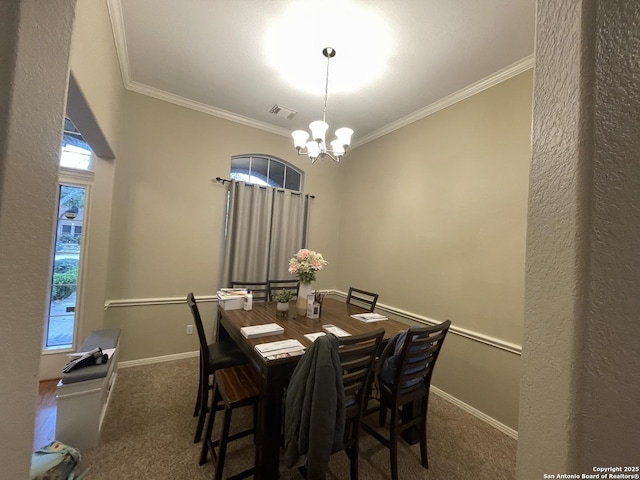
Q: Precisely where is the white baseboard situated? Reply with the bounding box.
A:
[119,350,199,368]
[431,385,518,440]
[117,349,517,440]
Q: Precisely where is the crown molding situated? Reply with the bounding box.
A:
[106,0,290,138]
[106,0,131,89]
[125,81,292,137]
[351,55,535,149]
[107,0,533,147]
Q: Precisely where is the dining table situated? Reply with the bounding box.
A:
[215,296,410,479]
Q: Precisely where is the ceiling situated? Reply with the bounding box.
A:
[108,0,535,149]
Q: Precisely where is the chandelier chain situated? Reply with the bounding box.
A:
[322,50,330,123]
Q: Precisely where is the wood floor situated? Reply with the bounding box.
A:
[34,379,59,451]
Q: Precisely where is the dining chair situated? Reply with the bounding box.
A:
[346,287,379,312]
[362,321,451,480]
[199,363,261,480]
[230,281,268,303]
[337,328,385,480]
[285,328,384,480]
[187,293,247,444]
[267,279,299,301]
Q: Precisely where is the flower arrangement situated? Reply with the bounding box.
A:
[272,289,293,303]
[288,249,328,284]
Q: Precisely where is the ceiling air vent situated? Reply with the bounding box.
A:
[269,104,297,120]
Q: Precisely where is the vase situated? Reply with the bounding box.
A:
[296,282,313,316]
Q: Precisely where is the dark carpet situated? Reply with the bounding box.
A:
[80,357,516,479]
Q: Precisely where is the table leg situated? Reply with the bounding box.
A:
[254,368,287,479]
[216,310,230,342]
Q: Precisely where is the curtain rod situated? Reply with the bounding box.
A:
[213,177,315,198]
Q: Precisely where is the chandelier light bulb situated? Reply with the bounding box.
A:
[291,47,353,163]
[306,141,321,161]
[309,120,328,144]
[291,130,309,150]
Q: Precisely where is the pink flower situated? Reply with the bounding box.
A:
[288,249,328,282]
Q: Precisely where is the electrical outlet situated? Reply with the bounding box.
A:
[186,324,193,335]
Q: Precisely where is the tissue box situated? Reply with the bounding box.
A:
[217,291,245,310]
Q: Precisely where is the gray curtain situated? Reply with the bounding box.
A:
[268,189,306,279]
[219,181,308,288]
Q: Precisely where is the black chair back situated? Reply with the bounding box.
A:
[267,279,299,301]
[362,320,451,480]
[391,321,451,403]
[230,281,268,302]
[337,328,384,477]
[187,292,208,356]
[346,287,379,312]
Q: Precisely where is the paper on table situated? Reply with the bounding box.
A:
[217,291,248,301]
[304,332,326,342]
[255,339,305,359]
[350,313,388,322]
[322,324,351,337]
[219,288,247,293]
[240,323,284,339]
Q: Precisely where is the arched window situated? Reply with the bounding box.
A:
[230,154,302,191]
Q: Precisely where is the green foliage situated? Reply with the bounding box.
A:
[52,268,77,301]
[54,257,79,273]
[60,186,85,210]
[58,233,80,245]
[272,289,293,303]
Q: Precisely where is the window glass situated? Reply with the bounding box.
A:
[230,155,302,191]
[252,156,269,184]
[47,184,87,349]
[268,161,285,187]
[285,168,301,191]
[231,156,250,175]
[61,118,92,171]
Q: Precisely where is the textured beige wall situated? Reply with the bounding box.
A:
[580,1,640,465]
[518,0,640,476]
[434,335,522,429]
[337,71,533,429]
[68,0,122,344]
[103,90,343,360]
[69,0,123,150]
[0,0,76,475]
[339,72,532,344]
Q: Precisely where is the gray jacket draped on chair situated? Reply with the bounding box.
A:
[284,334,345,479]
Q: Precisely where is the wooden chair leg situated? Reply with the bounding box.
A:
[194,367,209,443]
[420,397,429,468]
[214,406,233,480]
[199,384,220,465]
[348,445,359,480]
[193,379,201,417]
[389,407,399,480]
[252,402,258,444]
[378,403,387,426]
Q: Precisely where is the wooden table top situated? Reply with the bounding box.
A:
[218,297,408,365]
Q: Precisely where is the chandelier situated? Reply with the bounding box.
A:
[291,47,354,163]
